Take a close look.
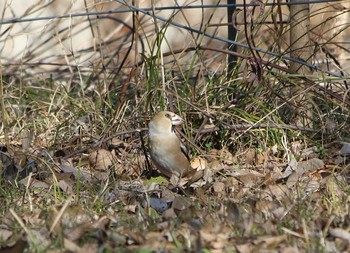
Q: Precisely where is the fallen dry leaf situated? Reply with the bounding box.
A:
[89,149,115,171]
[191,157,207,171]
[329,228,350,243]
[244,148,256,165]
[0,228,13,241]
[212,181,225,196]
[298,158,324,173]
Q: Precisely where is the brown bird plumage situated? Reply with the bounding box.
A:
[148,111,190,185]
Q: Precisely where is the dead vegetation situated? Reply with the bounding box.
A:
[0,0,350,252]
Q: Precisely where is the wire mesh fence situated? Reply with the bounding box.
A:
[1,0,349,81]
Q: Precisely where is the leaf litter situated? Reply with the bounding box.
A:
[1,137,349,252]
[1,116,349,252]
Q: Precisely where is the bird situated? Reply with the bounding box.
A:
[148,111,190,185]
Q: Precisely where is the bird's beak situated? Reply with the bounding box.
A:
[171,114,184,126]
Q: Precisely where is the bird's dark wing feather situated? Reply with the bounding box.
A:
[180,142,190,161]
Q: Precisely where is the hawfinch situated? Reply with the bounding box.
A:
[148,111,190,185]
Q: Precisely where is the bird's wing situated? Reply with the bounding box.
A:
[180,142,190,161]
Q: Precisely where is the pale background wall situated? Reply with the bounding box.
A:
[0,0,349,76]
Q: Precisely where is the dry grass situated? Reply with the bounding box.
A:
[0,1,350,252]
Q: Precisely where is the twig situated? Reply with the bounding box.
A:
[138,129,156,178]
[194,123,314,134]
[63,128,147,159]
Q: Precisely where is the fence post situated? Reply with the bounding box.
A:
[289,0,313,127]
[289,0,311,73]
[227,0,237,75]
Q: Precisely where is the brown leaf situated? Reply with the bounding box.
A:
[208,159,223,171]
[256,152,266,165]
[124,205,138,213]
[19,177,50,189]
[339,142,350,155]
[172,196,191,212]
[126,231,145,245]
[221,200,239,223]
[286,171,299,188]
[59,160,93,181]
[297,158,324,173]
[21,129,33,150]
[64,222,93,241]
[48,205,92,235]
[64,217,108,243]
[107,137,127,148]
[228,169,264,188]
[291,141,303,155]
[190,157,207,171]
[219,148,235,165]
[200,230,230,251]
[303,179,320,194]
[245,148,256,165]
[0,228,13,241]
[282,155,298,178]
[58,179,73,194]
[253,234,287,249]
[235,243,254,253]
[162,207,177,219]
[329,228,350,243]
[300,146,318,159]
[89,149,115,171]
[264,184,291,202]
[143,231,171,249]
[64,238,82,252]
[212,181,225,196]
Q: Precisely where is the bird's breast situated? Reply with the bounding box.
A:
[149,134,188,178]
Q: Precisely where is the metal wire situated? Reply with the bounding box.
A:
[114,0,347,78]
[0,0,345,25]
[0,0,348,79]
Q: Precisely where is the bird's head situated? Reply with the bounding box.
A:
[149,111,184,134]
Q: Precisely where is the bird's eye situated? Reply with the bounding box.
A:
[165,113,171,119]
